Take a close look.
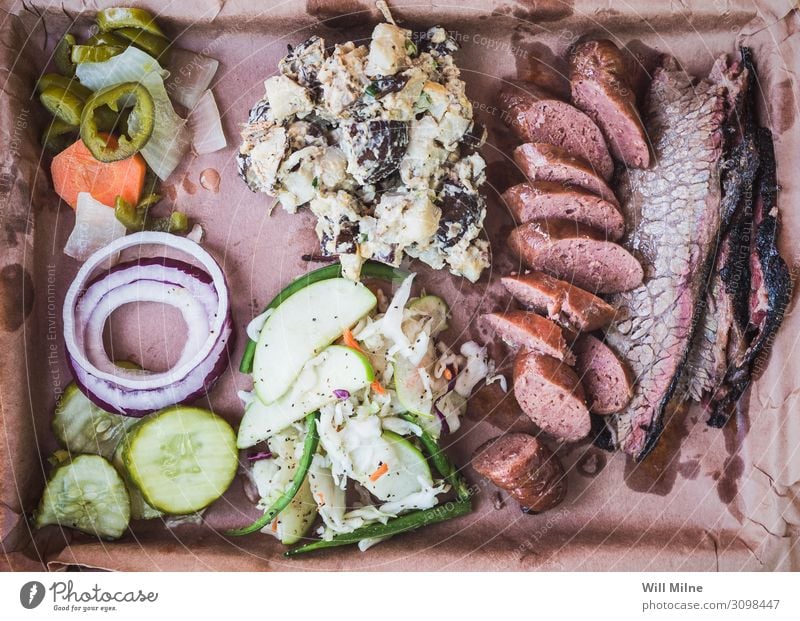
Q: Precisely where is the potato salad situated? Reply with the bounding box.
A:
[238,21,489,282]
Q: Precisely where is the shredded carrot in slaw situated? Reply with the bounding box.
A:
[443,368,453,381]
[271,517,279,532]
[371,379,386,395]
[369,462,389,481]
[342,328,363,352]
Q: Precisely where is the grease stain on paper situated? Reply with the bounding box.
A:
[623,403,691,496]
[0,264,34,332]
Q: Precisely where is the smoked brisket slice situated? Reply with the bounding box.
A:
[602,55,739,460]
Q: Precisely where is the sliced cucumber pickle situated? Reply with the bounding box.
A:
[35,454,130,539]
[122,406,237,515]
[111,442,162,520]
[52,382,137,459]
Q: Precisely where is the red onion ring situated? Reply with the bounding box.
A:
[63,232,232,416]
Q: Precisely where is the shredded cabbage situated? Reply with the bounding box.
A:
[76,47,190,180]
[251,426,303,510]
[380,273,415,358]
[308,454,348,531]
[357,536,390,551]
[380,480,449,515]
[381,416,421,437]
[486,373,508,393]
[454,341,490,397]
[164,509,205,529]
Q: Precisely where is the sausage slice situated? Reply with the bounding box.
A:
[482,311,575,364]
[508,219,644,294]
[570,39,650,168]
[500,83,614,180]
[472,433,567,513]
[573,334,634,415]
[502,181,625,241]
[513,352,591,442]
[501,272,617,331]
[513,143,619,206]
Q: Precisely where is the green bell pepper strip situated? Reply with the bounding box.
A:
[86,31,129,47]
[136,193,162,211]
[148,211,189,234]
[70,44,125,64]
[39,86,84,125]
[239,261,409,374]
[96,7,166,38]
[114,27,170,60]
[36,73,92,100]
[54,33,76,76]
[285,499,473,557]
[225,412,320,537]
[114,196,145,231]
[400,413,472,502]
[41,118,77,153]
[116,195,186,234]
[80,82,155,162]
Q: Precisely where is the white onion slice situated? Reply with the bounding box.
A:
[189,90,227,155]
[63,193,127,262]
[165,48,220,110]
[63,232,231,416]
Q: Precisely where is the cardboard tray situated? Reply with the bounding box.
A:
[2,0,799,571]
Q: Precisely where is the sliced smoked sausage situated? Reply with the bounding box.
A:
[573,334,633,415]
[569,39,650,168]
[513,351,591,442]
[508,219,643,294]
[472,433,567,513]
[482,311,575,364]
[513,142,619,206]
[501,272,618,331]
[500,82,614,180]
[502,181,625,241]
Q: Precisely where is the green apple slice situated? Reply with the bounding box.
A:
[252,278,377,404]
[271,477,317,545]
[359,431,432,501]
[238,345,375,448]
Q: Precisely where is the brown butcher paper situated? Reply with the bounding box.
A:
[1,0,799,571]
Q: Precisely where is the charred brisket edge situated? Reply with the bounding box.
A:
[707,128,792,427]
[680,48,758,414]
[717,48,759,333]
